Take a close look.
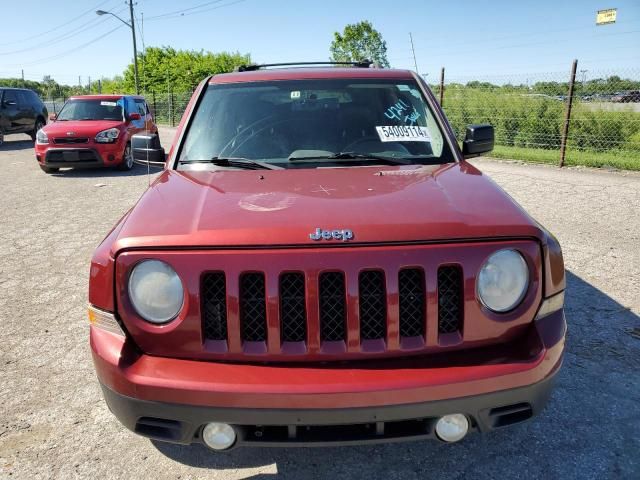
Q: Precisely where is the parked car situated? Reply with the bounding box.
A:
[0,87,48,146]
[611,90,640,103]
[89,62,566,451]
[34,94,157,173]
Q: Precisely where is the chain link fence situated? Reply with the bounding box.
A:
[42,64,640,170]
[433,64,640,169]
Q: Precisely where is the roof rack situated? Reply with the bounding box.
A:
[234,60,374,72]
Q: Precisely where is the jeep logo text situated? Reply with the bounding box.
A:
[309,228,354,242]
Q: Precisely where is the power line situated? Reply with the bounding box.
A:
[144,0,227,20]
[145,0,249,21]
[0,0,117,46]
[12,25,124,68]
[0,5,127,56]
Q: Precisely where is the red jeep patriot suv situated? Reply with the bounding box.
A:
[35,94,156,173]
[89,62,566,451]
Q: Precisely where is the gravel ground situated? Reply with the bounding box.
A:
[1,127,638,479]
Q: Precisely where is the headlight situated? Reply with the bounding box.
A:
[477,249,529,313]
[128,260,184,323]
[95,127,120,143]
[36,129,48,144]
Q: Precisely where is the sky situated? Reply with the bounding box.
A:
[1,0,639,86]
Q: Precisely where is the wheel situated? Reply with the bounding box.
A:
[117,143,134,171]
[39,164,59,174]
[30,118,45,142]
[0,128,4,147]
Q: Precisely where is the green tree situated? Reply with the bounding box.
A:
[121,47,250,93]
[330,21,390,68]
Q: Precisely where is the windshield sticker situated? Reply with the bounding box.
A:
[290,90,301,99]
[376,125,431,142]
[100,101,117,106]
[397,84,411,91]
[384,99,411,121]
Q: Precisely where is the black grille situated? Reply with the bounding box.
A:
[240,273,267,342]
[46,150,99,162]
[319,272,346,341]
[399,269,425,337]
[53,137,89,144]
[280,273,306,342]
[202,272,227,341]
[359,271,386,340]
[438,266,463,334]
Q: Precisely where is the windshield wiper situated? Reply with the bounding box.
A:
[180,157,278,170]
[288,151,413,165]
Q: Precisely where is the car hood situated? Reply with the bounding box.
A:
[113,162,544,251]
[43,120,123,137]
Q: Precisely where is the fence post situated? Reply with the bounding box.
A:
[152,92,156,118]
[559,59,578,167]
[439,67,445,106]
[170,91,175,127]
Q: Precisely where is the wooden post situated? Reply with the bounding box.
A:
[559,59,578,167]
[439,67,445,106]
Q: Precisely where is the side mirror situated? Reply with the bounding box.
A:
[49,113,57,121]
[462,124,494,159]
[128,112,141,121]
[132,133,166,164]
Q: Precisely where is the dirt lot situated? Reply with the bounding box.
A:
[1,127,638,479]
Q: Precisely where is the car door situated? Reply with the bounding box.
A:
[16,91,36,132]
[1,90,23,133]
[135,99,153,132]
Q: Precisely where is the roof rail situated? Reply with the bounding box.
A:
[234,60,374,72]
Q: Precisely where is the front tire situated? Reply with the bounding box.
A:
[0,128,4,147]
[40,165,59,174]
[31,118,45,142]
[117,143,134,171]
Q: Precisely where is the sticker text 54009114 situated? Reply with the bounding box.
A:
[376,125,431,142]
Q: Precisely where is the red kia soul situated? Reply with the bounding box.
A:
[35,94,157,173]
[89,62,566,451]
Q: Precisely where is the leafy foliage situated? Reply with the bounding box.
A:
[330,21,389,67]
[122,47,251,93]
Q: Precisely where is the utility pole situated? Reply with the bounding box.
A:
[21,69,24,86]
[88,76,92,93]
[78,75,81,91]
[96,1,139,94]
[409,33,419,74]
[129,0,140,94]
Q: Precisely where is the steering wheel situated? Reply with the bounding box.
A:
[224,117,296,157]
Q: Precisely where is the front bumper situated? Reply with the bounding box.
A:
[35,141,125,168]
[91,310,565,447]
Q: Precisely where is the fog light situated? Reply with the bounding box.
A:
[202,423,236,451]
[435,414,469,442]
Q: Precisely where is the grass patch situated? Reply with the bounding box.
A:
[487,145,640,171]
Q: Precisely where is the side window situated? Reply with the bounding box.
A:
[4,90,18,103]
[16,91,29,106]
[29,91,41,106]
[135,99,146,116]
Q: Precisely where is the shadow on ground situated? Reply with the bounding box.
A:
[151,270,639,479]
[0,137,34,151]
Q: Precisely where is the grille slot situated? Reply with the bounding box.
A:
[240,273,267,342]
[359,270,386,340]
[280,273,306,342]
[399,269,425,338]
[53,137,89,144]
[438,266,463,334]
[202,272,227,341]
[319,272,346,342]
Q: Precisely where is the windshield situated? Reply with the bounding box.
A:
[56,98,124,121]
[178,78,454,168]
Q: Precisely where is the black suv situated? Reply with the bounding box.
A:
[0,88,48,146]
